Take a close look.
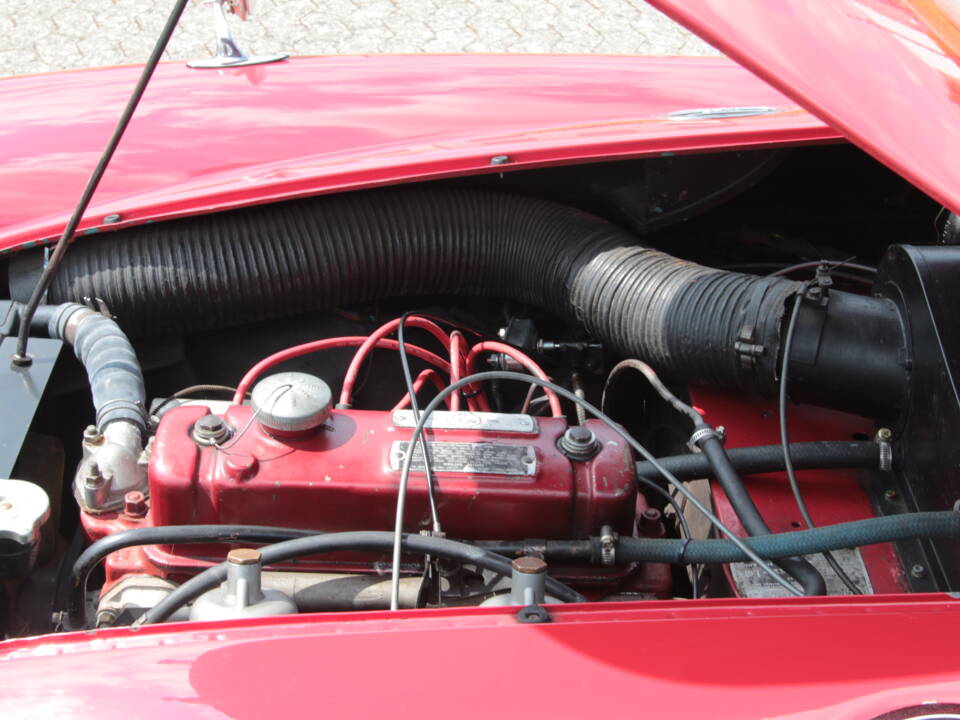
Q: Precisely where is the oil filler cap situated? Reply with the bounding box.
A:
[250,372,332,434]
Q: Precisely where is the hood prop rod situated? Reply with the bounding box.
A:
[13,0,190,367]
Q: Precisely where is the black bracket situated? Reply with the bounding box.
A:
[516,603,551,624]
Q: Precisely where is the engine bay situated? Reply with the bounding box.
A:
[2,143,960,636]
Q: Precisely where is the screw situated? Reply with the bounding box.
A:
[102,213,122,224]
[83,425,103,444]
[83,462,104,489]
[489,155,511,166]
[10,353,32,368]
[877,427,892,442]
[910,564,927,579]
[884,489,899,501]
[123,490,147,518]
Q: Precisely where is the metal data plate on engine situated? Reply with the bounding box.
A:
[389,441,537,476]
[391,410,538,433]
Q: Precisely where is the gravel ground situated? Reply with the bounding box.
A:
[0,0,717,78]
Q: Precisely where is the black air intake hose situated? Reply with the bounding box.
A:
[12,189,906,410]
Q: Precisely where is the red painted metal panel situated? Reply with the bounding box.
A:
[3,596,960,719]
[692,388,907,595]
[649,0,960,213]
[0,55,836,253]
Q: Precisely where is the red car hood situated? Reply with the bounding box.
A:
[0,54,833,253]
[650,0,960,213]
[3,597,960,720]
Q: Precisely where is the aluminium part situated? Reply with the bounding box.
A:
[94,570,423,627]
[74,421,149,513]
[0,479,50,577]
[250,371,332,434]
[511,556,552,623]
[187,0,288,69]
[96,575,189,627]
[392,409,537,433]
[190,548,297,622]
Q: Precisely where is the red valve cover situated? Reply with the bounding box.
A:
[141,404,637,573]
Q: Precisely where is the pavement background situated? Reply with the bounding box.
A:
[0,0,717,78]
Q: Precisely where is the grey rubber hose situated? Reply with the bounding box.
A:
[617,511,960,564]
[32,302,146,432]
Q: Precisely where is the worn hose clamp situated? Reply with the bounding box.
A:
[689,426,724,449]
[875,428,893,472]
[600,525,616,566]
[877,440,893,473]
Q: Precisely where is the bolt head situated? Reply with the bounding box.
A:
[123,490,147,518]
[512,556,547,574]
[877,427,893,442]
[197,415,225,432]
[910,564,927,579]
[884,489,899,501]
[567,426,592,442]
[228,548,262,565]
[559,425,600,460]
[490,154,511,166]
[193,414,229,445]
[83,425,103,443]
[102,213,122,224]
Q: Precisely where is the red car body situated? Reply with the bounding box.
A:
[3,2,960,717]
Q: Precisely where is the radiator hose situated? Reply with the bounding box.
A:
[13,188,907,414]
[31,302,146,432]
[29,302,148,513]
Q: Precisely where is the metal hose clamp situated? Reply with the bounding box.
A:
[876,427,893,472]
[689,425,725,449]
[600,525,616,566]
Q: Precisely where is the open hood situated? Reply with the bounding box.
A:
[650,0,960,214]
